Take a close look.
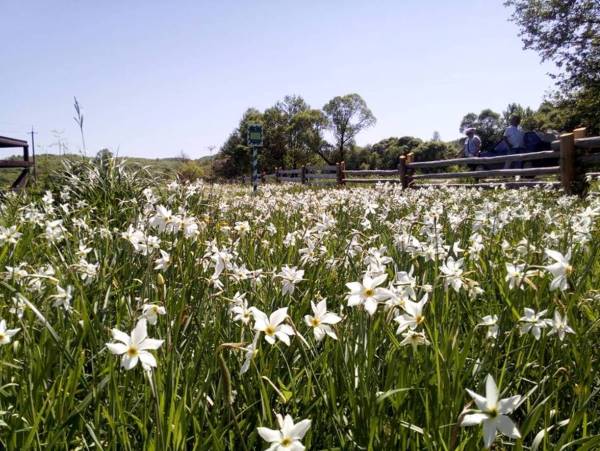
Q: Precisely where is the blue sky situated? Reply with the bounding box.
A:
[0,1,556,158]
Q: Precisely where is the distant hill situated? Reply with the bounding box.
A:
[0,153,214,189]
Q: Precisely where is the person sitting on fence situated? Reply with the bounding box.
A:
[464,127,481,170]
[503,115,525,151]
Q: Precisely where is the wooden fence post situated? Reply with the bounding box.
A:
[571,128,590,196]
[573,127,587,140]
[336,161,346,185]
[560,132,580,195]
[406,153,414,188]
[399,155,408,189]
[275,167,280,183]
[301,165,307,184]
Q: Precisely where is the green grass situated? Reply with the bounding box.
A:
[0,159,598,449]
[0,153,213,190]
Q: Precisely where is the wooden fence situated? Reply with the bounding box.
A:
[263,128,600,196]
[263,164,343,185]
[0,136,33,189]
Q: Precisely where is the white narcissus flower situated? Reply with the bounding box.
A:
[544,249,572,291]
[0,319,20,345]
[257,413,311,451]
[346,273,389,316]
[547,311,575,341]
[240,332,260,375]
[231,297,253,325]
[477,315,499,339]
[142,304,167,325]
[234,221,250,234]
[461,374,521,449]
[106,319,164,371]
[251,307,295,346]
[154,249,171,271]
[505,263,526,290]
[52,285,73,310]
[399,330,430,351]
[440,257,464,292]
[518,308,551,340]
[278,266,304,296]
[304,299,342,342]
[394,294,428,334]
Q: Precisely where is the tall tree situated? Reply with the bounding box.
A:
[505,0,600,132]
[214,108,262,177]
[290,109,331,165]
[323,94,376,163]
[459,109,503,150]
[501,103,536,130]
[505,0,600,93]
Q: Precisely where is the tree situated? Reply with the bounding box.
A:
[214,108,262,178]
[412,141,455,169]
[289,109,331,165]
[505,0,600,132]
[459,109,503,150]
[323,94,376,163]
[501,103,535,129]
[505,0,600,93]
[432,131,441,142]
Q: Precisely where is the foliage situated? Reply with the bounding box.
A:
[505,0,600,133]
[323,93,376,164]
[459,109,504,150]
[505,0,600,93]
[412,140,458,164]
[214,94,377,177]
[0,170,599,449]
[177,160,207,182]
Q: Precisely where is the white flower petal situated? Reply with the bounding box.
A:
[257,427,281,443]
[106,342,127,355]
[461,413,488,426]
[496,415,521,439]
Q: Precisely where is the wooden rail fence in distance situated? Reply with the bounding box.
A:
[255,128,600,196]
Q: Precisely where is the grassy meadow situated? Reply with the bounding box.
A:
[0,158,599,450]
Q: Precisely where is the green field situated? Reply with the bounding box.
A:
[0,153,214,190]
[0,158,598,450]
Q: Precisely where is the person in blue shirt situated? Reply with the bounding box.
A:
[503,115,525,151]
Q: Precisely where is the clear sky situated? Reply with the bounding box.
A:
[0,0,556,159]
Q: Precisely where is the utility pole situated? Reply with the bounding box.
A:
[30,127,37,180]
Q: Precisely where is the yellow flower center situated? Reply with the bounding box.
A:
[265,325,275,336]
[0,333,5,341]
[416,315,424,325]
[364,288,375,297]
[310,317,321,327]
[127,345,139,357]
[281,437,292,446]
[565,265,573,275]
[487,407,498,418]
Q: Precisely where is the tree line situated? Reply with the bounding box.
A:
[211,0,599,178]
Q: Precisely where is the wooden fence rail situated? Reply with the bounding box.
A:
[254,128,600,196]
[0,135,32,189]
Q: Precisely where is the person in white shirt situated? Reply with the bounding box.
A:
[503,115,525,150]
[464,128,481,157]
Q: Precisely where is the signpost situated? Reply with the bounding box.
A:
[247,124,263,193]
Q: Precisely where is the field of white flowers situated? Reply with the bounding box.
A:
[0,158,599,450]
